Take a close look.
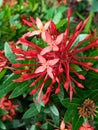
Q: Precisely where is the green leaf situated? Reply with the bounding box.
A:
[9,81,29,99]
[0,74,19,98]
[50,113,60,126]
[4,42,17,63]
[41,123,53,130]
[50,105,59,116]
[57,85,64,102]
[62,98,82,108]
[30,125,39,130]
[57,19,67,29]
[0,109,8,116]
[91,0,98,12]
[23,103,39,119]
[62,98,83,129]
[0,0,3,7]
[0,120,6,130]
[50,105,60,126]
[0,69,7,80]
[53,12,62,24]
[72,34,88,47]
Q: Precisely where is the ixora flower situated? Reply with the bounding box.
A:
[21,16,50,41]
[0,95,18,121]
[79,122,95,130]
[0,50,9,72]
[12,9,98,104]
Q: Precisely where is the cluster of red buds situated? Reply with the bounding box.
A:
[79,122,95,130]
[0,95,18,121]
[0,50,9,72]
[11,9,98,104]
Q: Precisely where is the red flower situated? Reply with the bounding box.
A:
[12,9,98,104]
[0,50,8,72]
[0,95,18,121]
[21,17,50,41]
[79,122,95,130]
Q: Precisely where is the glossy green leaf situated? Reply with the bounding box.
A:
[0,74,19,98]
[4,42,17,63]
[9,81,29,99]
[30,125,39,130]
[62,98,82,108]
[0,120,6,130]
[41,123,53,130]
[50,105,59,116]
[23,103,39,119]
[0,69,7,80]
[0,0,3,7]
[53,12,62,24]
[91,0,98,12]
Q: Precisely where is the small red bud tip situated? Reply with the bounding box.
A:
[78,75,85,80]
[83,17,89,26]
[64,82,69,91]
[76,21,83,31]
[55,88,60,94]
[30,89,38,95]
[87,62,93,66]
[77,83,84,88]
[68,8,72,18]
[30,16,36,24]
[94,56,98,59]
[94,69,98,73]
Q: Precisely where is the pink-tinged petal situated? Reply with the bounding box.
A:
[40,46,52,55]
[48,58,59,66]
[53,45,59,51]
[41,32,46,41]
[47,67,54,79]
[22,31,40,38]
[38,54,46,64]
[45,32,52,43]
[35,66,46,73]
[36,17,43,29]
[44,21,50,30]
[38,84,44,102]
[55,33,63,45]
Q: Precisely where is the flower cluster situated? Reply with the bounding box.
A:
[0,95,18,121]
[0,50,9,72]
[79,122,95,130]
[11,9,98,104]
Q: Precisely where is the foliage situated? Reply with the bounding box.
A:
[0,0,98,130]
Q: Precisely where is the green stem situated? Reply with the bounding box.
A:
[75,11,85,20]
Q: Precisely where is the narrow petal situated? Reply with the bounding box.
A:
[53,45,59,51]
[47,67,54,79]
[36,17,43,29]
[55,33,63,45]
[40,46,51,55]
[45,32,52,43]
[48,58,59,66]
[38,54,46,64]
[44,21,50,30]
[22,31,40,38]
[41,32,46,41]
[35,66,46,73]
